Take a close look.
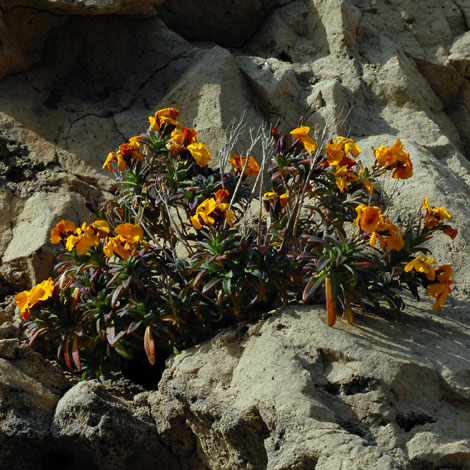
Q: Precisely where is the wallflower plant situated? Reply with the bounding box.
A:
[16,110,458,380]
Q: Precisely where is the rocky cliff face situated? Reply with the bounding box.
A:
[1,1,470,469]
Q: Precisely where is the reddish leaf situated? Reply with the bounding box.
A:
[64,335,73,371]
[72,336,82,371]
[325,277,337,326]
[144,326,156,366]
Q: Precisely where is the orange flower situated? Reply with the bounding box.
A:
[325,136,361,166]
[290,126,317,154]
[102,152,127,172]
[50,220,77,244]
[119,137,144,163]
[187,142,212,167]
[404,254,436,281]
[443,227,458,239]
[149,108,180,132]
[66,224,99,256]
[426,265,455,312]
[374,139,412,179]
[190,198,233,229]
[115,223,144,243]
[227,155,260,177]
[355,205,382,233]
[359,168,376,195]
[103,236,137,260]
[335,166,358,193]
[356,205,404,252]
[421,197,451,229]
[16,278,54,321]
[87,220,111,238]
[216,189,230,203]
[167,126,198,153]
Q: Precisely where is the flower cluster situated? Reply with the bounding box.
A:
[51,219,110,255]
[355,205,404,252]
[405,255,455,311]
[373,139,413,179]
[103,137,144,173]
[191,190,235,230]
[16,109,458,380]
[16,278,54,321]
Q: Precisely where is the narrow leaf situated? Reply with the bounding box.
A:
[72,336,82,371]
[144,326,156,366]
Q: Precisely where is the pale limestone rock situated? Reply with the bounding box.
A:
[0,338,73,467]
[157,46,266,158]
[52,380,179,470]
[146,300,470,469]
[0,1,469,468]
[1,190,90,286]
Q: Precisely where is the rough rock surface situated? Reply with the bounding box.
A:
[1,0,470,469]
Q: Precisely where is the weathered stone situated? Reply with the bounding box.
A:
[0,338,74,468]
[155,0,281,47]
[157,46,266,158]
[52,380,179,470]
[146,300,470,470]
[0,1,469,468]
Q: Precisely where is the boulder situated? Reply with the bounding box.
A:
[146,302,470,469]
[0,339,74,469]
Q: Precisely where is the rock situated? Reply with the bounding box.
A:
[0,0,469,468]
[0,0,165,79]
[146,302,470,469]
[154,0,280,47]
[50,380,179,470]
[0,189,92,288]
[157,46,266,158]
[0,338,74,468]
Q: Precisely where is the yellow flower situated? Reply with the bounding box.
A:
[115,223,144,243]
[102,151,127,172]
[149,108,180,132]
[15,278,54,321]
[104,235,137,260]
[405,254,436,281]
[88,220,111,238]
[374,139,413,179]
[50,220,77,244]
[263,191,278,199]
[355,205,382,233]
[191,197,234,229]
[66,226,99,256]
[227,155,260,176]
[426,265,455,312]
[384,230,404,252]
[225,210,235,227]
[325,136,361,166]
[187,142,212,167]
[421,197,451,229]
[335,166,358,192]
[290,126,317,153]
[336,136,361,158]
[191,198,218,229]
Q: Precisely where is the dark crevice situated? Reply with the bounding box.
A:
[396,412,435,432]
